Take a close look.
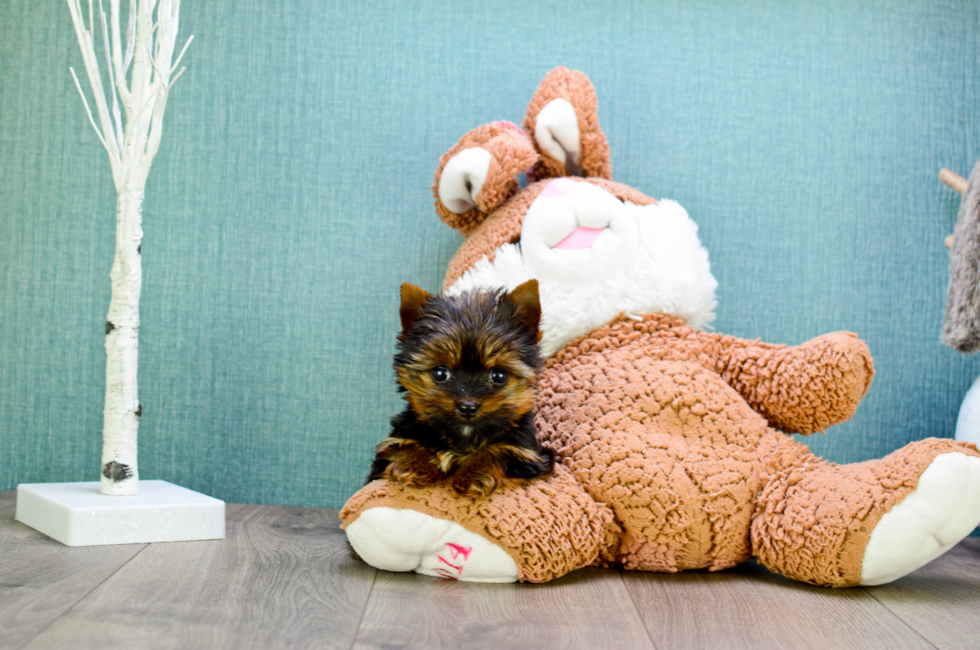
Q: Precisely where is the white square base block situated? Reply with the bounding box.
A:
[15,480,226,546]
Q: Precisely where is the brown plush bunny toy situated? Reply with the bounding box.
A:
[342,67,980,586]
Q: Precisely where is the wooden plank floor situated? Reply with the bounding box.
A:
[1,491,978,650]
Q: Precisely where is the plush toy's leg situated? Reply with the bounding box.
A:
[570,429,759,573]
[752,435,980,587]
[860,450,980,585]
[340,465,616,583]
[346,507,520,583]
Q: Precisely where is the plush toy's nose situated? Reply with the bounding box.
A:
[542,177,578,198]
[456,400,480,419]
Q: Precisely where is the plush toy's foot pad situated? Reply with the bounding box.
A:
[861,452,980,586]
[345,507,519,582]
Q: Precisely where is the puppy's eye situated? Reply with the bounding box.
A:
[431,367,450,383]
[490,368,508,385]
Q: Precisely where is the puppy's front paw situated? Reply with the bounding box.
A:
[506,447,555,479]
[383,450,442,487]
[452,470,499,498]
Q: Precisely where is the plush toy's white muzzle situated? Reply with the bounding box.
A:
[449,183,718,357]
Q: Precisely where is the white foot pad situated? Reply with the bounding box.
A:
[861,452,980,585]
[345,507,518,582]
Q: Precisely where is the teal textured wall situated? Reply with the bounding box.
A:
[2,0,979,509]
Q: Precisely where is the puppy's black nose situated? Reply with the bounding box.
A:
[456,400,479,419]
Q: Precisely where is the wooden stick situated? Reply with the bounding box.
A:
[941,168,968,249]
[941,168,967,195]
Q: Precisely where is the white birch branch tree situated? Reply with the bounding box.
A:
[67,0,192,495]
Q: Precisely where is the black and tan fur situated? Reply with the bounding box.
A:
[367,280,554,497]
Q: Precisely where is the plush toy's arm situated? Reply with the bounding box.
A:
[698,331,874,434]
[341,464,617,583]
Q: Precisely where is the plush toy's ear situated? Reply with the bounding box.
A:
[433,121,538,237]
[400,283,432,333]
[523,67,612,182]
[507,279,541,343]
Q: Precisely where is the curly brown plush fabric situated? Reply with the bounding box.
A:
[549,316,874,435]
[340,464,616,583]
[432,121,539,236]
[538,315,869,576]
[523,66,612,181]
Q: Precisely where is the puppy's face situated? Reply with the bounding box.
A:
[395,281,541,450]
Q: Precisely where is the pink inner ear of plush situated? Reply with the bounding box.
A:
[553,226,605,250]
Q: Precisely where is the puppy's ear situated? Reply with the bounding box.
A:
[400,283,432,333]
[507,279,542,342]
[523,67,612,182]
[433,121,538,237]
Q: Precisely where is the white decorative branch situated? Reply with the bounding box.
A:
[69,67,112,155]
[66,0,192,496]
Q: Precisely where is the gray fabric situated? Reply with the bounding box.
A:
[944,161,980,352]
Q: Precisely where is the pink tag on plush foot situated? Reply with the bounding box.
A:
[447,543,472,561]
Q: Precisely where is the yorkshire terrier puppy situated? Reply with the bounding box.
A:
[367,279,554,497]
